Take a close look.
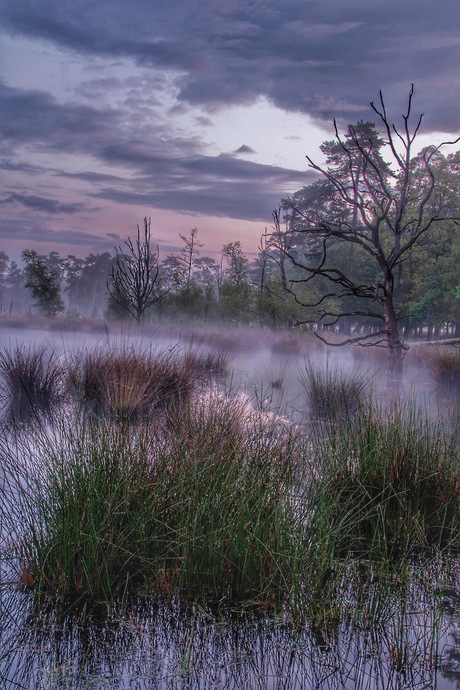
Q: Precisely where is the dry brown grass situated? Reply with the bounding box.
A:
[67,344,225,423]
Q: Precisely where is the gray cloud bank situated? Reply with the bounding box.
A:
[1,0,460,248]
[2,0,460,130]
[0,80,311,223]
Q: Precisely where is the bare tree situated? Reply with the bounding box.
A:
[178,227,203,295]
[274,86,459,374]
[108,218,166,323]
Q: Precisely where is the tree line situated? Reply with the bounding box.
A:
[0,231,292,326]
[2,89,460,348]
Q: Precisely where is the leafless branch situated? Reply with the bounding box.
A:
[108,218,168,322]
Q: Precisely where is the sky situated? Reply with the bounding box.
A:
[1,0,460,261]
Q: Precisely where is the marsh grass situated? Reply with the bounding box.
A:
[67,345,223,423]
[2,394,307,604]
[1,345,460,620]
[0,344,65,421]
[309,404,460,564]
[302,361,371,425]
[182,348,228,377]
[421,346,460,390]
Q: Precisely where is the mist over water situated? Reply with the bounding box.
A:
[0,324,440,413]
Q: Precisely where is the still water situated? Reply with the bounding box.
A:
[2,582,460,689]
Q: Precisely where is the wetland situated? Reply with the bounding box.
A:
[1,322,460,689]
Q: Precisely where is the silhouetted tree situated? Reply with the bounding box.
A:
[108,218,166,323]
[22,249,64,317]
[178,227,203,296]
[276,86,459,374]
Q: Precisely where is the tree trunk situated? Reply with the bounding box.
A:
[382,295,404,378]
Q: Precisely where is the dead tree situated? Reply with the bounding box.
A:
[108,218,167,323]
[274,86,459,375]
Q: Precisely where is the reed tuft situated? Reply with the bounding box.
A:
[0,344,65,421]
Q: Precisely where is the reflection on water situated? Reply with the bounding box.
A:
[1,566,460,689]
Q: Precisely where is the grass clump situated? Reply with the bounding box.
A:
[182,348,228,377]
[9,421,159,599]
[0,344,65,421]
[422,346,460,389]
[3,395,306,604]
[302,361,370,425]
[309,404,460,563]
[164,395,304,600]
[68,345,207,423]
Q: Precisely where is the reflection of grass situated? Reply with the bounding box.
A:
[2,561,454,690]
[0,344,65,421]
[2,562,454,690]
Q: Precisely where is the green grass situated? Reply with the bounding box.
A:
[1,351,459,618]
[309,403,460,563]
[2,395,307,604]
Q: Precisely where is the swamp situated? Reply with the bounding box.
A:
[1,322,460,689]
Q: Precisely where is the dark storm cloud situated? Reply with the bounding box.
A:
[91,163,310,221]
[97,142,307,184]
[0,82,116,151]
[91,146,312,219]
[1,193,86,214]
[2,0,460,131]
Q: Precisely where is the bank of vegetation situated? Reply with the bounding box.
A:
[0,341,459,622]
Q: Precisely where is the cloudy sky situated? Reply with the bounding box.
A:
[1,0,460,260]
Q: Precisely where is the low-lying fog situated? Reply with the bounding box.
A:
[0,322,444,424]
